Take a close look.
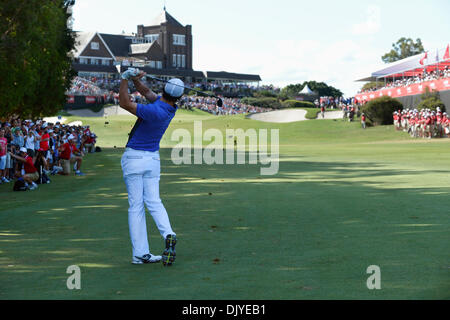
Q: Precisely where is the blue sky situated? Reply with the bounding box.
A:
[72,0,450,96]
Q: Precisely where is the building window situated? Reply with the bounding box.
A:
[102,59,110,66]
[172,55,186,68]
[156,61,162,69]
[148,61,156,68]
[79,57,88,64]
[133,61,145,67]
[90,58,99,65]
[145,34,159,43]
[173,34,186,46]
[91,42,99,50]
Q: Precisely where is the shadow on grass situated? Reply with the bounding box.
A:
[0,147,449,299]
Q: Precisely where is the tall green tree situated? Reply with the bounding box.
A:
[279,81,343,100]
[381,37,425,63]
[0,0,76,118]
[360,81,384,92]
[304,81,342,97]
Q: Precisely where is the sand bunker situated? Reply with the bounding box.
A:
[248,109,308,123]
[43,116,67,124]
[248,109,344,123]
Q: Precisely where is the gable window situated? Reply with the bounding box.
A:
[156,61,162,69]
[90,58,99,65]
[173,34,186,46]
[79,57,88,64]
[102,59,110,66]
[91,42,99,50]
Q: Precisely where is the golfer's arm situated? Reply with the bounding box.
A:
[119,80,137,116]
[132,79,158,103]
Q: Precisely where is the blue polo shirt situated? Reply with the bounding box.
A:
[126,97,177,152]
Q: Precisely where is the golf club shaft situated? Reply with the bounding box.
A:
[144,75,221,100]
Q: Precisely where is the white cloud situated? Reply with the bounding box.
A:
[352,5,381,36]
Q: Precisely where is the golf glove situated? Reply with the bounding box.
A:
[121,68,140,80]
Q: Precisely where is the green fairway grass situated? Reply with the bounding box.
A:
[0,109,449,299]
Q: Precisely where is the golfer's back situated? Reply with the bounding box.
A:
[126,97,177,152]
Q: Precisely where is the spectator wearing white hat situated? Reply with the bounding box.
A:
[8,147,39,190]
[83,133,96,153]
[58,135,84,176]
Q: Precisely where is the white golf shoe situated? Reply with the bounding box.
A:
[132,254,162,265]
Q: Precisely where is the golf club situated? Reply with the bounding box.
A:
[144,74,223,108]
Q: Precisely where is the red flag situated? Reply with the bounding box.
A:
[444,44,450,60]
[419,52,428,65]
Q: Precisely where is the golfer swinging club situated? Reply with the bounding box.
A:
[119,68,182,266]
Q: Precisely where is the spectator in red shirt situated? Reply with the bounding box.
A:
[39,127,51,169]
[393,112,400,130]
[0,128,9,183]
[8,147,39,190]
[83,133,96,153]
[361,113,366,129]
[39,128,50,151]
[58,135,84,176]
[425,116,432,139]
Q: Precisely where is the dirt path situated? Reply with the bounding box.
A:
[316,111,344,120]
[67,105,133,117]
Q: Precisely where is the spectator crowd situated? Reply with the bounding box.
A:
[316,96,356,109]
[69,75,364,117]
[0,118,98,191]
[67,77,109,96]
[359,68,450,94]
[179,96,273,115]
[393,107,450,139]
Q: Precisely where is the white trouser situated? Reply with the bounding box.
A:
[121,148,175,258]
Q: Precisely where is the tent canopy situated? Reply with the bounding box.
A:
[299,85,316,95]
[356,44,450,81]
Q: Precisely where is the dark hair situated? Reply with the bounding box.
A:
[162,90,180,103]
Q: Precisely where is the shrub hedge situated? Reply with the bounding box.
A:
[360,96,403,126]
[281,100,315,109]
[241,97,282,109]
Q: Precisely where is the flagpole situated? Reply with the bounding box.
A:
[436,49,439,78]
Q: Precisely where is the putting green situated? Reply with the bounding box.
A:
[0,109,449,299]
